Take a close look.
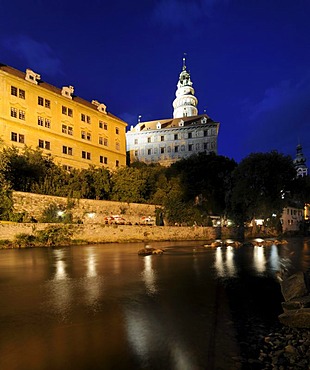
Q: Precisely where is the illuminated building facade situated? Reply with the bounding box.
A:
[0,64,127,170]
[293,144,308,177]
[126,58,219,166]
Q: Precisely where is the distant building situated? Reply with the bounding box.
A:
[126,58,219,166]
[293,144,308,177]
[281,204,304,232]
[0,64,127,170]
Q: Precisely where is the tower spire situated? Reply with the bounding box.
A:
[172,55,198,118]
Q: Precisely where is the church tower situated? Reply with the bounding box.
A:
[173,57,198,118]
[293,144,308,177]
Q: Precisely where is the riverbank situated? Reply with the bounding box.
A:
[0,222,230,246]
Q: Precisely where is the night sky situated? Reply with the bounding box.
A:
[1,0,309,163]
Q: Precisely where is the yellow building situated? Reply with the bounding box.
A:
[0,64,127,170]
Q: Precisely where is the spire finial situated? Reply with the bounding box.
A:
[183,52,187,70]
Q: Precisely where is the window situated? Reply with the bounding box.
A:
[116,160,119,167]
[100,156,108,164]
[11,86,17,96]
[38,96,44,106]
[81,113,86,122]
[45,99,50,108]
[104,138,108,146]
[19,89,25,99]
[204,130,208,137]
[86,132,91,141]
[160,147,165,154]
[10,107,17,118]
[11,132,24,143]
[175,146,179,153]
[147,149,152,155]
[99,121,103,129]
[188,132,192,139]
[188,144,193,151]
[104,123,108,130]
[147,137,151,143]
[68,126,73,135]
[174,134,178,140]
[81,131,86,139]
[62,124,67,133]
[39,140,50,150]
[62,106,73,117]
[161,136,164,142]
[134,139,138,145]
[116,142,120,151]
[82,151,91,160]
[116,127,119,134]
[19,110,25,120]
[134,150,138,156]
[99,137,103,145]
[63,146,73,155]
[87,116,91,124]
[62,165,73,171]
[10,108,25,120]
[203,143,208,150]
[45,118,50,128]
[38,117,44,126]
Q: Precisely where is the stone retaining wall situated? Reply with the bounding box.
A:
[12,191,157,225]
[0,223,221,243]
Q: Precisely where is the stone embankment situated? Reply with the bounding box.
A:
[0,223,220,244]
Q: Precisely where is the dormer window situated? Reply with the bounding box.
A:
[156,122,161,129]
[92,100,107,113]
[61,86,74,99]
[179,120,184,127]
[201,117,207,124]
[25,69,40,84]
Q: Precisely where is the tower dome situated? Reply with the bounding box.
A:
[173,57,198,118]
[293,144,308,177]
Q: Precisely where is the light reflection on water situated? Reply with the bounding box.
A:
[0,239,309,370]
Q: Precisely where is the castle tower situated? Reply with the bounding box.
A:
[172,57,198,118]
[293,144,308,177]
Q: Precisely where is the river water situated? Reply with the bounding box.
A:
[0,238,309,370]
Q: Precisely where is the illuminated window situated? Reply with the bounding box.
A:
[87,116,91,124]
[39,140,50,150]
[81,113,86,122]
[19,89,25,99]
[10,107,17,118]
[68,126,73,135]
[147,137,151,143]
[104,138,108,146]
[62,124,67,133]
[45,118,50,128]
[38,117,44,126]
[19,110,25,120]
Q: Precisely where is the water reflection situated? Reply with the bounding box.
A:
[253,246,266,274]
[214,247,237,278]
[54,249,67,280]
[269,244,280,272]
[48,249,72,321]
[141,255,157,294]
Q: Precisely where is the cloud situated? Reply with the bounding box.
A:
[152,0,229,28]
[2,35,62,76]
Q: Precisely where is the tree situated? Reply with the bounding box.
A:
[0,146,56,192]
[168,153,237,216]
[228,151,296,233]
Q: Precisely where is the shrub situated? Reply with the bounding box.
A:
[35,225,73,246]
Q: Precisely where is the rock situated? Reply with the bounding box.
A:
[278,308,310,328]
[280,272,308,302]
[282,295,310,312]
[138,247,164,256]
[152,248,164,255]
[284,344,297,354]
[210,241,221,247]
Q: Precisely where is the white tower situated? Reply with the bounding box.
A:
[173,57,198,118]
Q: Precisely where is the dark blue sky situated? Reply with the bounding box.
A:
[1,0,309,163]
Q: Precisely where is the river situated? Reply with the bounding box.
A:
[0,238,309,370]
